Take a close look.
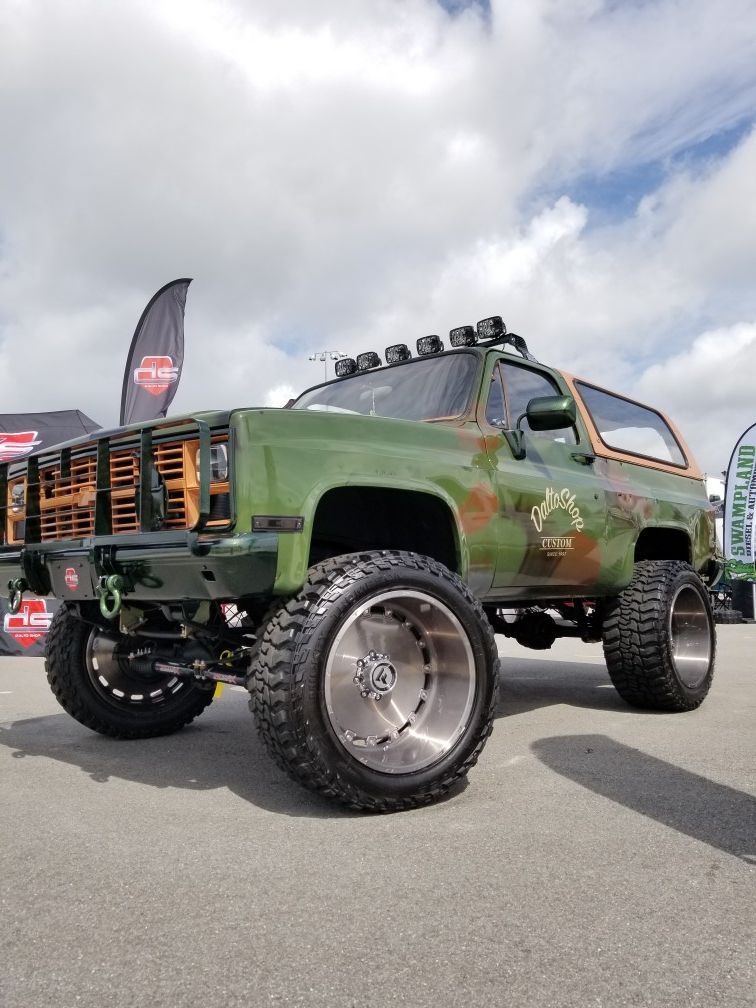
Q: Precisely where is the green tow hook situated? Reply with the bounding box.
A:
[7,578,28,615]
[98,575,125,621]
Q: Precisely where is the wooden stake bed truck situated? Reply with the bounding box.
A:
[0,317,718,811]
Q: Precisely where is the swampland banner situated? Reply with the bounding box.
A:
[724,422,756,580]
[120,278,191,426]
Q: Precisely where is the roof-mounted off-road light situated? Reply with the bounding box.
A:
[335,357,357,377]
[416,335,444,356]
[476,316,506,341]
[356,351,382,371]
[385,343,412,364]
[449,325,477,347]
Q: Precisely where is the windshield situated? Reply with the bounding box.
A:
[293,352,479,422]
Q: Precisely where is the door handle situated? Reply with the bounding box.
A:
[571,452,595,466]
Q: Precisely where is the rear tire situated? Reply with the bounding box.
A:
[45,606,215,738]
[602,560,715,711]
[248,550,499,812]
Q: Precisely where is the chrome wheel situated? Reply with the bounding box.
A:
[669,584,712,689]
[323,589,476,774]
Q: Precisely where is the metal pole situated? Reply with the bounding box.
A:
[309,350,347,382]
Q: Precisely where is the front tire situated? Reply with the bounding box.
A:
[45,606,215,738]
[248,551,499,812]
[602,560,715,711]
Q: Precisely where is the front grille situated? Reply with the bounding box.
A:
[1,421,231,545]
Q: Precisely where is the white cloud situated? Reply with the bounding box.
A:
[0,0,755,474]
[636,323,756,475]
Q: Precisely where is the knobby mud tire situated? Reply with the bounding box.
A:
[45,606,214,739]
[248,550,500,812]
[602,560,715,711]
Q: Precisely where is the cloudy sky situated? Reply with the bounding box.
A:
[1,0,755,473]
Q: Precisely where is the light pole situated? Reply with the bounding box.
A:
[309,350,347,381]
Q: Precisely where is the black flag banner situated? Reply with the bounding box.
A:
[120,278,191,426]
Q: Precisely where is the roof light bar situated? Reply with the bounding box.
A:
[416,335,444,356]
[449,325,477,347]
[385,343,411,364]
[476,316,506,341]
[335,357,357,378]
[356,351,382,371]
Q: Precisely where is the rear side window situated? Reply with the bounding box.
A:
[576,381,686,466]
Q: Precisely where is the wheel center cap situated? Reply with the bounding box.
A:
[353,650,398,700]
[370,660,397,695]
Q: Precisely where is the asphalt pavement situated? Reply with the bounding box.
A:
[1,628,754,1008]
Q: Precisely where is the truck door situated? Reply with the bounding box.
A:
[482,357,610,597]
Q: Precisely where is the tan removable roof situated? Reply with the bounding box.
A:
[558,371,704,481]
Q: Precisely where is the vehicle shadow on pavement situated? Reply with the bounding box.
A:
[0,699,373,819]
[532,734,756,864]
[0,698,467,818]
[495,656,631,718]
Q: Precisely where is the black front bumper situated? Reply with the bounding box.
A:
[0,530,278,604]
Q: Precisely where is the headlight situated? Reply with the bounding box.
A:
[196,444,228,483]
[10,484,25,514]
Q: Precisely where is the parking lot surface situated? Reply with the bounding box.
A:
[1,627,754,1008]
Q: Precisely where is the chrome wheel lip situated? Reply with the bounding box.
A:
[85,630,187,707]
[668,583,712,690]
[323,588,477,775]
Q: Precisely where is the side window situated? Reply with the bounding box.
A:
[485,367,507,426]
[576,381,686,466]
[501,361,578,445]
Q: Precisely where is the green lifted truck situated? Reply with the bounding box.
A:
[0,317,718,811]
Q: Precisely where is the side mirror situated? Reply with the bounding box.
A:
[503,395,577,460]
[525,395,576,432]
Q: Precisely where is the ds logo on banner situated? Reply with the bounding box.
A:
[0,431,42,463]
[133,356,179,397]
[3,598,53,649]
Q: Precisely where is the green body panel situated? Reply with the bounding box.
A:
[0,349,715,607]
[228,408,495,594]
